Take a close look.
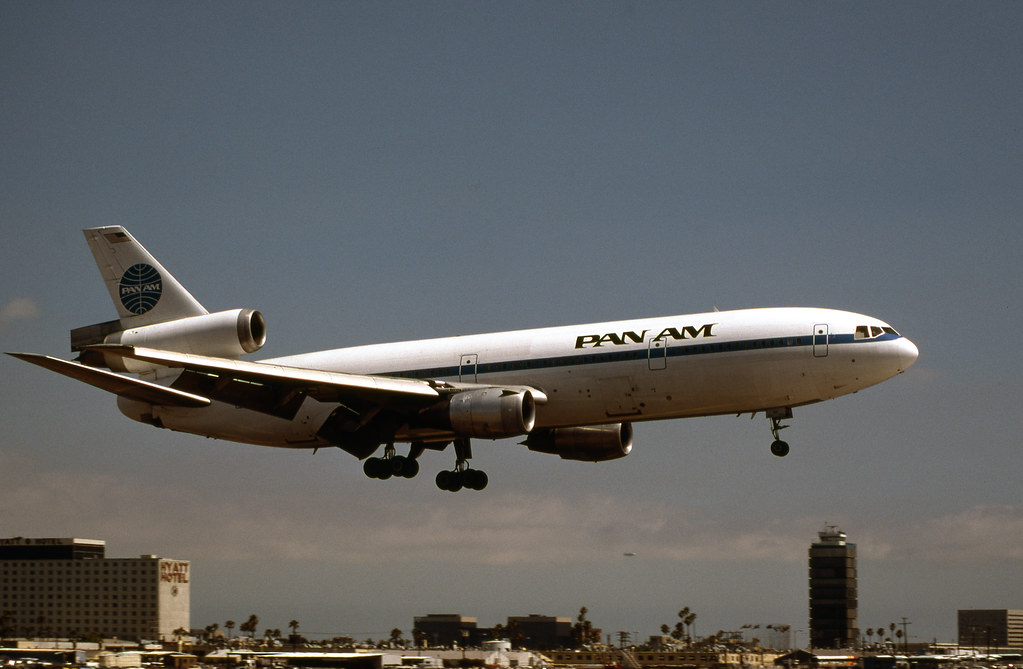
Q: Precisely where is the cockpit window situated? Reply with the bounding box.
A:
[856,325,901,339]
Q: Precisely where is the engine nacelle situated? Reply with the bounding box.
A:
[523,423,633,462]
[104,308,266,373]
[447,388,537,439]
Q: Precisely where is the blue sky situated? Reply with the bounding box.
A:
[2,1,1022,646]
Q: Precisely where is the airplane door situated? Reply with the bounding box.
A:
[459,354,478,382]
[648,337,667,370]
[813,324,829,357]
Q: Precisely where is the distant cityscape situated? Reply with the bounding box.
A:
[3,534,1022,669]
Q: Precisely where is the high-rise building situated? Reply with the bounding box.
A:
[958,610,1023,649]
[808,526,858,648]
[0,537,189,641]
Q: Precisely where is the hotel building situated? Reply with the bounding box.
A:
[0,537,189,641]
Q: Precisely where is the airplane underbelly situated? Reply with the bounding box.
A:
[118,397,324,448]
[533,352,830,427]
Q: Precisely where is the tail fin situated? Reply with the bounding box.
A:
[71,227,208,353]
[84,226,207,326]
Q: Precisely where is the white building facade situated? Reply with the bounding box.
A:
[0,537,189,641]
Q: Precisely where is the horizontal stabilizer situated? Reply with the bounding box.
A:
[6,352,211,408]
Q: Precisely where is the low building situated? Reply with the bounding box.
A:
[413,614,479,647]
[508,615,573,649]
[957,610,1023,650]
[550,648,781,669]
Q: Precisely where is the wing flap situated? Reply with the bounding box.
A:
[6,352,211,408]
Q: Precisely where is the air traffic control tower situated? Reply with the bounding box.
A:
[808,526,858,648]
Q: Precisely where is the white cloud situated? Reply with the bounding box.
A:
[0,297,40,326]
[860,505,1023,563]
[3,446,1021,571]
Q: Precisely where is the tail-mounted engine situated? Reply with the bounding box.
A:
[523,423,633,462]
[73,308,266,373]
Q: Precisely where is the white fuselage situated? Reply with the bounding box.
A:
[130,307,918,448]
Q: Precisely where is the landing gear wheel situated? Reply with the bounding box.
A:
[434,439,489,491]
[399,457,420,479]
[436,470,463,492]
[765,408,793,458]
[363,457,391,480]
[464,469,489,491]
[363,447,422,481]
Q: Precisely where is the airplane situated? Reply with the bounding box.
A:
[8,226,919,492]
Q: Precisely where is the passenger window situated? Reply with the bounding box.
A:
[855,325,870,339]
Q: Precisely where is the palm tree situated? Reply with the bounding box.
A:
[865,628,873,648]
[241,614,259,642]
[572,607,593,647]
[673,608,689,643]
[289,620,300,636]
[684,612,697,645]
[225,620,236,639]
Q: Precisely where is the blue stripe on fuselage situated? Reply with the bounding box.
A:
[381,333,903,380]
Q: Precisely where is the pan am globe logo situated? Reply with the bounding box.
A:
[119,263,163,314]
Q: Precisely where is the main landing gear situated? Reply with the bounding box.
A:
[363,443,422,480]
[361,439,489,492]
[766,407,793,457]
[435,438,488,492]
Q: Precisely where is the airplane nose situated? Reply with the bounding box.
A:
[898,337,919,371]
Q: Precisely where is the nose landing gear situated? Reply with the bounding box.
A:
[766,407,793,457]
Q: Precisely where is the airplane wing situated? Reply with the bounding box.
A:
[14,344,548,457]
[7,352,211,408]
[81,344,546,422]
[86,344,443,410]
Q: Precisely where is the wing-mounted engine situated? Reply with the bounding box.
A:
[451,388,536,438]
[73,308,266,373]
[421,388,537,439]
[522,422,633,462]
